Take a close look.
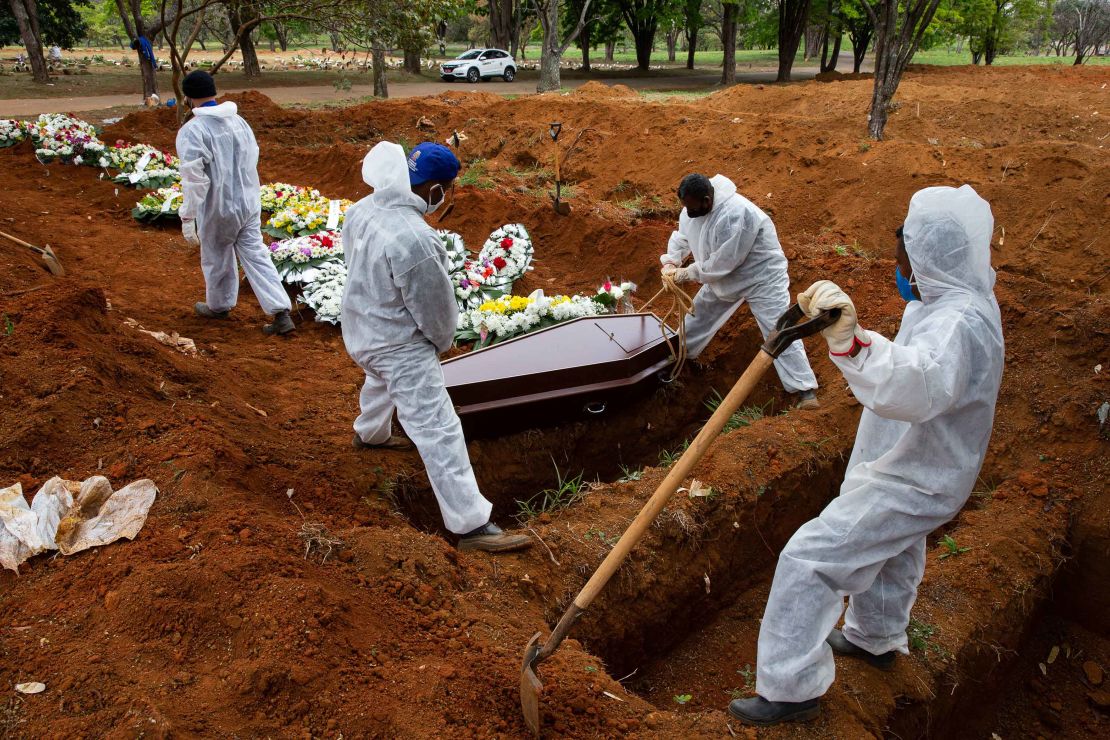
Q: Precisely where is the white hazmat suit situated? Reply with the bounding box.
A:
[176,102,291,315]
[663,175,817,393]
[755,184,1004,703]
[341,142,492,535]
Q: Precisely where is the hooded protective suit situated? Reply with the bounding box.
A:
[176,102,290,315]
[662,175,816,393]
[341,142,491,535]
[755,184,1004,703]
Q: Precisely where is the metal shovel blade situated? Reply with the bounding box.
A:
[40,244,65,276]
[520,632,544,736]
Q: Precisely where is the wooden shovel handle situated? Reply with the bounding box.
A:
[0,229,40,252]
[571,349,776,610]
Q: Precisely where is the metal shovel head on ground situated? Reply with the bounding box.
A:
[519,303,840,736]
[548,121,571,216]
[0,229,65,276]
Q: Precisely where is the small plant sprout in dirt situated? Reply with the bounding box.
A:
[907,618,951,659]
[286,488,345,563]
[938,534,972,559]
[658,439,690,467]
[704,391,771,433]
[673,693,692,706]
[584,528,618,547]
[730,664,756,697]
[618,464,643,482]
[516,462,587,521]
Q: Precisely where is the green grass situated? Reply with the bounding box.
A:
[910,48,1109,66]
[704,392,771,433]
[617,464,643,483]
[459,159,495,190]
[938,534,971,560]
[658,439,690,467]
[516,463,587,520]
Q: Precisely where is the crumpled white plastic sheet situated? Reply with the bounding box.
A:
[0,476,157,573]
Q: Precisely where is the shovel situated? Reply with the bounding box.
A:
[0,230,65,276]
[548,122,571,216]
[519,303,840,736]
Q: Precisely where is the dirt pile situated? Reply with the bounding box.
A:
[1,65,1107,737]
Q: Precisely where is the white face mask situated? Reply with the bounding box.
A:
[424,184,445,215]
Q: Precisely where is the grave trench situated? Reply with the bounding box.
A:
[388,320,793,534]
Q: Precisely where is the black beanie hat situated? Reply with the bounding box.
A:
[182,70,217,100]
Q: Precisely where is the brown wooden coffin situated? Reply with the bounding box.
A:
[442,312,676,436]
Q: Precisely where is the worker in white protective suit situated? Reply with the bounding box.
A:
[662,173,819,409]
[175,70,294,335]
[341,141,531,554]
[728,185,1004,726]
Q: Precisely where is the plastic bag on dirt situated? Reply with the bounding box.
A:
[0,476,157,573]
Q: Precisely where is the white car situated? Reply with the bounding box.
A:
[441,49,516,83]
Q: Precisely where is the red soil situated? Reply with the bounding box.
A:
[1,65,1107,737]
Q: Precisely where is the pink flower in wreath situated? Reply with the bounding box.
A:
[603,281,612,292]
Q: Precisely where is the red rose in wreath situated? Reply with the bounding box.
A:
[493,256,507,270]
[500,237,514,250]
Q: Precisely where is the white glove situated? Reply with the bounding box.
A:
[181,218,199,246]
[797,280,869,355]
[661,262,678,278]
[672,266,693,284]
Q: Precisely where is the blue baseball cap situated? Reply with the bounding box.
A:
[407,142,460,186]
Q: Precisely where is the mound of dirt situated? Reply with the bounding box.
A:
[573,80,639,100]
[815,70,873,82]
[1,64,1107,738]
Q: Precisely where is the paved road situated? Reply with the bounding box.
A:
[0,66,837,117]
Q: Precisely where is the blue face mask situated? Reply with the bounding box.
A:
[896,265,919,302]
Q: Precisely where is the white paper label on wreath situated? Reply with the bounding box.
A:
[128,152,153,184]
[326,200,341,230]
[160,191,182,213]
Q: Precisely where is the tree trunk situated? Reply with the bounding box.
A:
[582,42,591,71]
[138,50,158,96]
[632,24,657,70]
[605,40,615,62]
[329,31,341,52]
[490,0,514,51]
[867,0,942,140]
[538,46,561,91]
[8,0,49,83]
[821,29,841,72]
[275,22,288,51]
[777,0,813,82]
[804,24,822,60]
[685,28,698,69]
[666,26,678,62]
[537,0,563,92]
[403,47,421,74]
[240,28,261,77]
[372,45,388,97]
[511,10,523,58]
[721,1,737,85]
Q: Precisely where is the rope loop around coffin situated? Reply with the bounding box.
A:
[638,272,694,382]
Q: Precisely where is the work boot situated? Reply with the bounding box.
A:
[827,629,897,670]
[794,389,820,410]
[352,432,413,451]
[458,521,532,553]
[262,310,295,336]
[727,696,821,727]
[194,302,229,319]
